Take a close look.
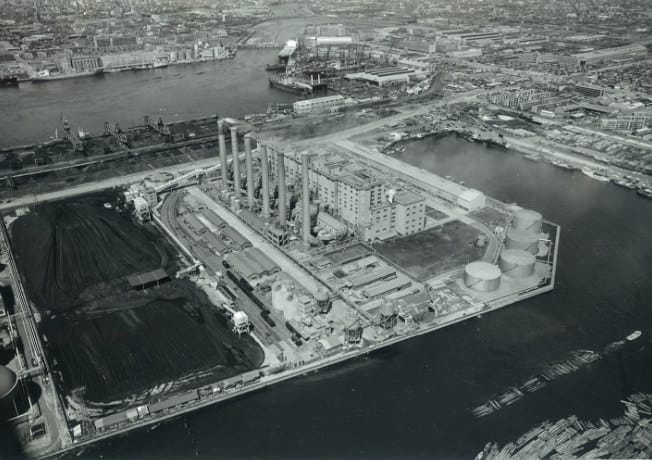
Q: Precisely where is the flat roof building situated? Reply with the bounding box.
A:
[294,95,345,115]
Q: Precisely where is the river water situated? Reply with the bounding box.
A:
[2,45,652,460]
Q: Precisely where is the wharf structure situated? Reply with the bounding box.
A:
[2,114,559,459]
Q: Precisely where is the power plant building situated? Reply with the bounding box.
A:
[265,147,426,241]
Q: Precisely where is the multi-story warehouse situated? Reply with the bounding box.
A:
[574,44,647,66]
[600,112,650,131]
[293,95,346,115]
[490,89,552,110]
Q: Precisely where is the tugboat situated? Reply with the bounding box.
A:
[0,75,19,87]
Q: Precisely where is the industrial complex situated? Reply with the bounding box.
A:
[0,105,559,457]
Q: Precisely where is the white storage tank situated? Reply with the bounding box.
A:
[505,228,540,254]
[512,209,543,233]
[464,261,501,292]
[499,249,536,278]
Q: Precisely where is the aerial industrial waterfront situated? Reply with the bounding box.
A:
[0,0,651,459]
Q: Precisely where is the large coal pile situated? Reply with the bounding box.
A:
[10,192,263,403]
[42,282,263,402]
[11,193,170,313]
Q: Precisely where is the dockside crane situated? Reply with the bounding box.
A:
[104,121,130,149]
[144,115,173,142]
[60,113,84,152]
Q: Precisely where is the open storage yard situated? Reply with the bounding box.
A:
[375,221,485,281]
[9,192,263,403]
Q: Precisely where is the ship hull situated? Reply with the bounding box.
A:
[0,76,19,87]
[268,78,312,95]
[32,69,104,83]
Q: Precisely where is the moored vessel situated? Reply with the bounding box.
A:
[581,167,610,182]
[268,74,312,95]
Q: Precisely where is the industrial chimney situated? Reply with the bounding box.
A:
[217,120,227,187]
[261,144,271,219]
[277,150,287,227]
[244,133,255,209]
[302,153,311,246]
[231,126,240,193]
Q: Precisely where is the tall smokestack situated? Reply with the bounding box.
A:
[261,144,271,219]
[302,153,311,246]
[218,120,227,187]
[277,150,287,227]
[244,134,254,209]
[231,126,240,193]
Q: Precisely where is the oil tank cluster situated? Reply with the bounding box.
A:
[512,208,543,233]
[499,249,536,278]
[505,228,539,254]
[464,261,501,292]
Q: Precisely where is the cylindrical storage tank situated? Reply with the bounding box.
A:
[499,249,536,278]
[464,261,501,292]
[505,228,540,255]
[512,209,543,233]
[0,365,18,401]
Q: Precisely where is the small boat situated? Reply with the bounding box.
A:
[581,167,610,182]
[612,178,637,190]
[524,153,541,161]
[636,187,652,199]
[626,330,642,341]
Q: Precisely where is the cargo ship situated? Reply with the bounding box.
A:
[32,68,104,82]
[268,74,312,95]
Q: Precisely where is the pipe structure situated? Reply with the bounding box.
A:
[217,120,227,187]
[302,153,311,246]
[277,150,287,227]
[261,144,271,219]
[244,133,254,209]
[231,126,240,193]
